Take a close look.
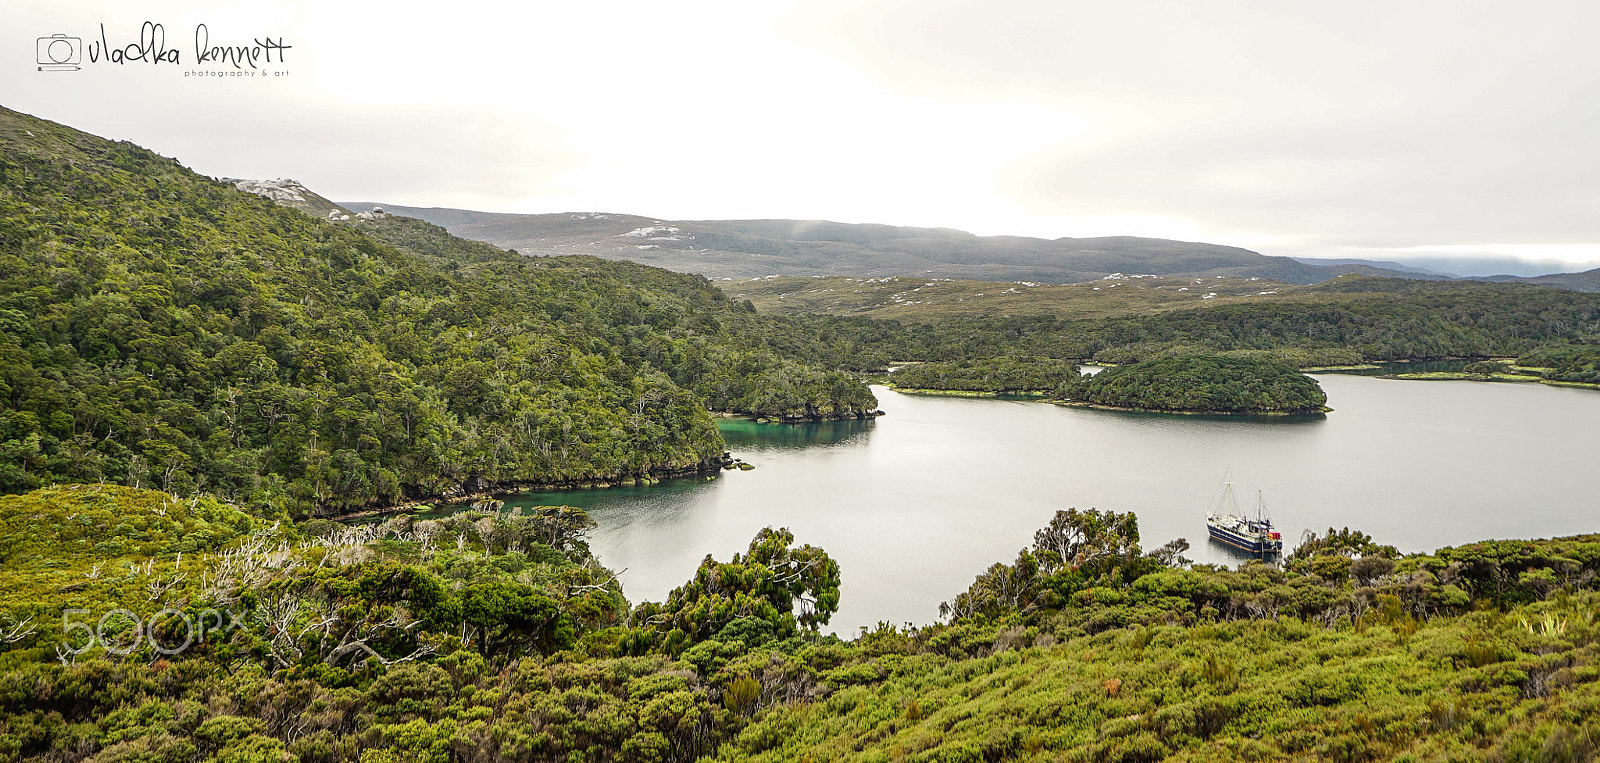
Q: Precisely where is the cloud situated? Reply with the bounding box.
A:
[5,0,1599,269]
[809,0,1600,261]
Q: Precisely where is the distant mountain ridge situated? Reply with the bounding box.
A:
[1472,269,1600,293]
[345,203,1443,286]
[332,202,1600,292]
[1289,256,1460,278]
[1291,255,1600,290]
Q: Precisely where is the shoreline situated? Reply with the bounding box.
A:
[1377,373,1600,390]
[1378,371,1543,383]
[327,458,734,521]
[1300,364,1382,372]
[712,409,886,424]
[333,408,891,522]
[1051,400,1331,416]
[1542,379,1600,390]
[885,386,1051,398]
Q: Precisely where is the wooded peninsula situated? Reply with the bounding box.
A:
[1060,356,1329,414]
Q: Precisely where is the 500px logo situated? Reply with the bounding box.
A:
[60,607,240,657]
[35,22,290,72]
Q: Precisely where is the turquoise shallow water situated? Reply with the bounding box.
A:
[495,377,1600,635]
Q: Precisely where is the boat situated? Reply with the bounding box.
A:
[1205,476,1284,556]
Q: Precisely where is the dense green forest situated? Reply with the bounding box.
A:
[763,277,1600,371]
[797,273,1600,396]
[0,107,876,516]
[2,485,1598,762]
[887,358,1080,394]
[1061,356,1329,414]
[729,276,1600,397]
[350,214,882,424]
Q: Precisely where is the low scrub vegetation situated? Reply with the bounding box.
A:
[3,487,1598,761]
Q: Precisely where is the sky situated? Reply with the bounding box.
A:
[5,0,1600,276]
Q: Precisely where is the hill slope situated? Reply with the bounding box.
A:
[363,204,1600,293]
[349,203,1428,284]
[724,273,1308,322]
[3,485,1598,762]
[0,106,877,516]
[1477,266,1600,293]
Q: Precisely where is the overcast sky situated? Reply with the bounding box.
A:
[7,0,1600,275]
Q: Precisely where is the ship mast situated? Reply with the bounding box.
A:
[1215,474,1239,518]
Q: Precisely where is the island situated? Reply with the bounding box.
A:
[1060,355,1330,414]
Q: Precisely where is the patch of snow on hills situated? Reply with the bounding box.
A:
[619,225,694,241]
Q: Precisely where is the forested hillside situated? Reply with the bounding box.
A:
[0,106,875,517]
[776,276,1600,368]
[348,213,881,424]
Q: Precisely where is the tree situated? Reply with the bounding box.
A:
[1033,508,1143,577]
[1285,527,1399,574]
[1145,538,1193,569]
[137,438,191,494]
[943,508,1149,622]
[633,527,840,641]
[940,549,1045,621]
[459,581,573,657]
[1350,555,1396,586]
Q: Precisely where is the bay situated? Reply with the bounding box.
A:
[501,376,1600,635]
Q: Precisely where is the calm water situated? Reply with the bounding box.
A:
[500,377,1600,635]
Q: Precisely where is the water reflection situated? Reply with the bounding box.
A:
[1323,360,1472,376]
[500,476,717,512]
[1204,537,1288,565]
[717,417,877,450]
[1077,408,1328,426]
